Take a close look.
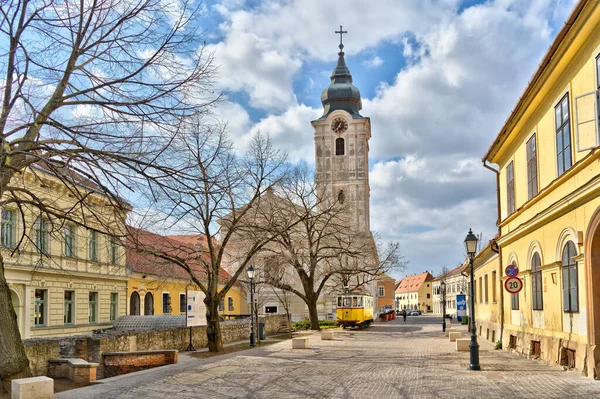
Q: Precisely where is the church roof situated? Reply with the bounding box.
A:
[318,40,363,120]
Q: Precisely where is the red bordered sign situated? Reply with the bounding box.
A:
[504,277,523,294]
[505,263,519,277]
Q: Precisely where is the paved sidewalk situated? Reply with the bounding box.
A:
[56,317,600,398]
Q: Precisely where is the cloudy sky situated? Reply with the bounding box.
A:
[194,0,575,279]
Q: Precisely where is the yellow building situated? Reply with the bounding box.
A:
[395,272,433,312]
[468,242,502,345]
[483,0,600,377]
[126,231,246,318]
[3,165,128,338]
[375,273,396,314]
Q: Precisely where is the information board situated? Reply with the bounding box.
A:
[186,290,207,327]
[456,294,467,317]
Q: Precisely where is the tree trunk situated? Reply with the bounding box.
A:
[205,297,223,352]
[0,254,32,392]
[307,297,320,331]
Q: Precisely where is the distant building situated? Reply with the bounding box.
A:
[432,265,467,317]
[395,272,434,312]
[375,273,396,314]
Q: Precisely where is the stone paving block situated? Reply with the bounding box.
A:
[321,330,335,340]
[292,337,309,349]
[449,332,462,342]
[11,376,53,399]
[444,328,455,337]
[456,338,470,351]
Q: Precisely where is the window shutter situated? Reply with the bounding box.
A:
[574,90,599,152]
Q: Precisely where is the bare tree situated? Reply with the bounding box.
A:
[0,0,218,384]
[258,166,404,330]
[128,122,290,352]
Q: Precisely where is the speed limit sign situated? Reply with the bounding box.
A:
[504,277,523,294]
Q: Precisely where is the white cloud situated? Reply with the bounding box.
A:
[363,56,383,68]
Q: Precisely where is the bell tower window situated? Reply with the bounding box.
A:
[336,138,345,155]
[338,190,345,204]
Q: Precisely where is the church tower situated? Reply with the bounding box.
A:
[311,28,371,234]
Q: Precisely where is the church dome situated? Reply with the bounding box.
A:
[320,44,363,119]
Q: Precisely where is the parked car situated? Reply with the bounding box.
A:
[410,310,420,316]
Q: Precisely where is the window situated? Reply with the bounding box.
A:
[597,54,600,89]
[555,94,572,176]
[426,293,430,299]
[89,292,98,323]
[526,134,538,199]
[531,253,543,310]
[64,224,75,257]
[64,291,74,325]
[162,293,171,314]
[34,289,47,327]
[337,190,345,204]
[1,209,16,248]
[562,241,578,313]
[492,271,497,303]
[506,161,515,215]
[34,217,49,254]
[88,230,98,262]
[180,293,186,313]
[219,298,224,312]
[478,277,482,303]
[511,293,519,310]
[265,306,277,313]
[484,274,489,304]
[378,286,384,297]
[110,293,118,321]
[110,236,118,264]
[335,137,344,155]
[228,296,234,311]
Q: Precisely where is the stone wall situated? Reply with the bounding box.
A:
[21,314,286,379]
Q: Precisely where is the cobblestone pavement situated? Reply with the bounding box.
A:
[56,316,600,399]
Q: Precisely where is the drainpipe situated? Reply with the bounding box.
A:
[483,160,504,344]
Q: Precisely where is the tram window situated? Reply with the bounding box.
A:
[357,297,363,307]
[344,297,352,307]
[352,297,358,307]
[337,297,342,307]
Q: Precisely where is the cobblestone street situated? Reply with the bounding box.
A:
[57,316,600,399]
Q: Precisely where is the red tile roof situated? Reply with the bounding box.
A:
[126,228,233,283]
[395,272,434,294]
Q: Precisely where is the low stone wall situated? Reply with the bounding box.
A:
[103,350,178,378]
[21,314,286,380]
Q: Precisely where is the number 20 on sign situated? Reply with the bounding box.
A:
[504,277,523,294]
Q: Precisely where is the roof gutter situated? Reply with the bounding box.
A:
[483,0,588,162]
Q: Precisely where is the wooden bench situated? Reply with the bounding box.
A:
[292,337,309,349]
[11,376,53,399]
[321,330,335,340]
[449,332,462,342]
[456,339,470,351]
[102,350,178,378]
[48,358,99,386]
[278,320,292,337]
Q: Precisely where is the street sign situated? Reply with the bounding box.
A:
[504,277,523,294]
[505,263,519,277]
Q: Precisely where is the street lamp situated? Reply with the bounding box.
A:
[464,228,480,371]
[247,265,256,348]
[441,280,446,333]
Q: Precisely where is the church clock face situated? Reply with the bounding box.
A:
[331,117,348,134]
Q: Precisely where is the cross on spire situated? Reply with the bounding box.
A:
[335,25,347,50]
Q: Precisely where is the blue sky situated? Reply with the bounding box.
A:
[193,0,576,280]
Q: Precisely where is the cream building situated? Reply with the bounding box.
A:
[3,165,128,338]
[482,0,600,377]
[395,272,433,312]
[432,265,468,317]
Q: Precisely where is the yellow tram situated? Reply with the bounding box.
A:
[336,294,374,328]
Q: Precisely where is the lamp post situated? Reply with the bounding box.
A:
[441,280,446,333]
[247,265,256,347]
[465,228,480,371]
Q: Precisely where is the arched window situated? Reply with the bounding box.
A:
[335,138,345,155]
[144,292,154,315]
[531,253,543,310]
[561,241,578,312]
[337,190,345,204]
[130,292,140,315]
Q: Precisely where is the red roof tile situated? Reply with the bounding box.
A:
[395,272,434,294]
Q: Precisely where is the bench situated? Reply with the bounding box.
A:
[11,376,53,399]
[444,328,456,337]
[278,320,292,337]
[321,330,335,340]
[103,350,178,378]
[48,358,99,386]
[456,339,470,351]
[449,332,462,342]
[292,337,309,349]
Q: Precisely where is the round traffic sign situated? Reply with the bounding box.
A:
[504,277,523,294]
[505,263,519,277]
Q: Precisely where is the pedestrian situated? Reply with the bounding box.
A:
[402,309,407,322]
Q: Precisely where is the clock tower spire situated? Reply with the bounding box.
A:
[312,28,371,234]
